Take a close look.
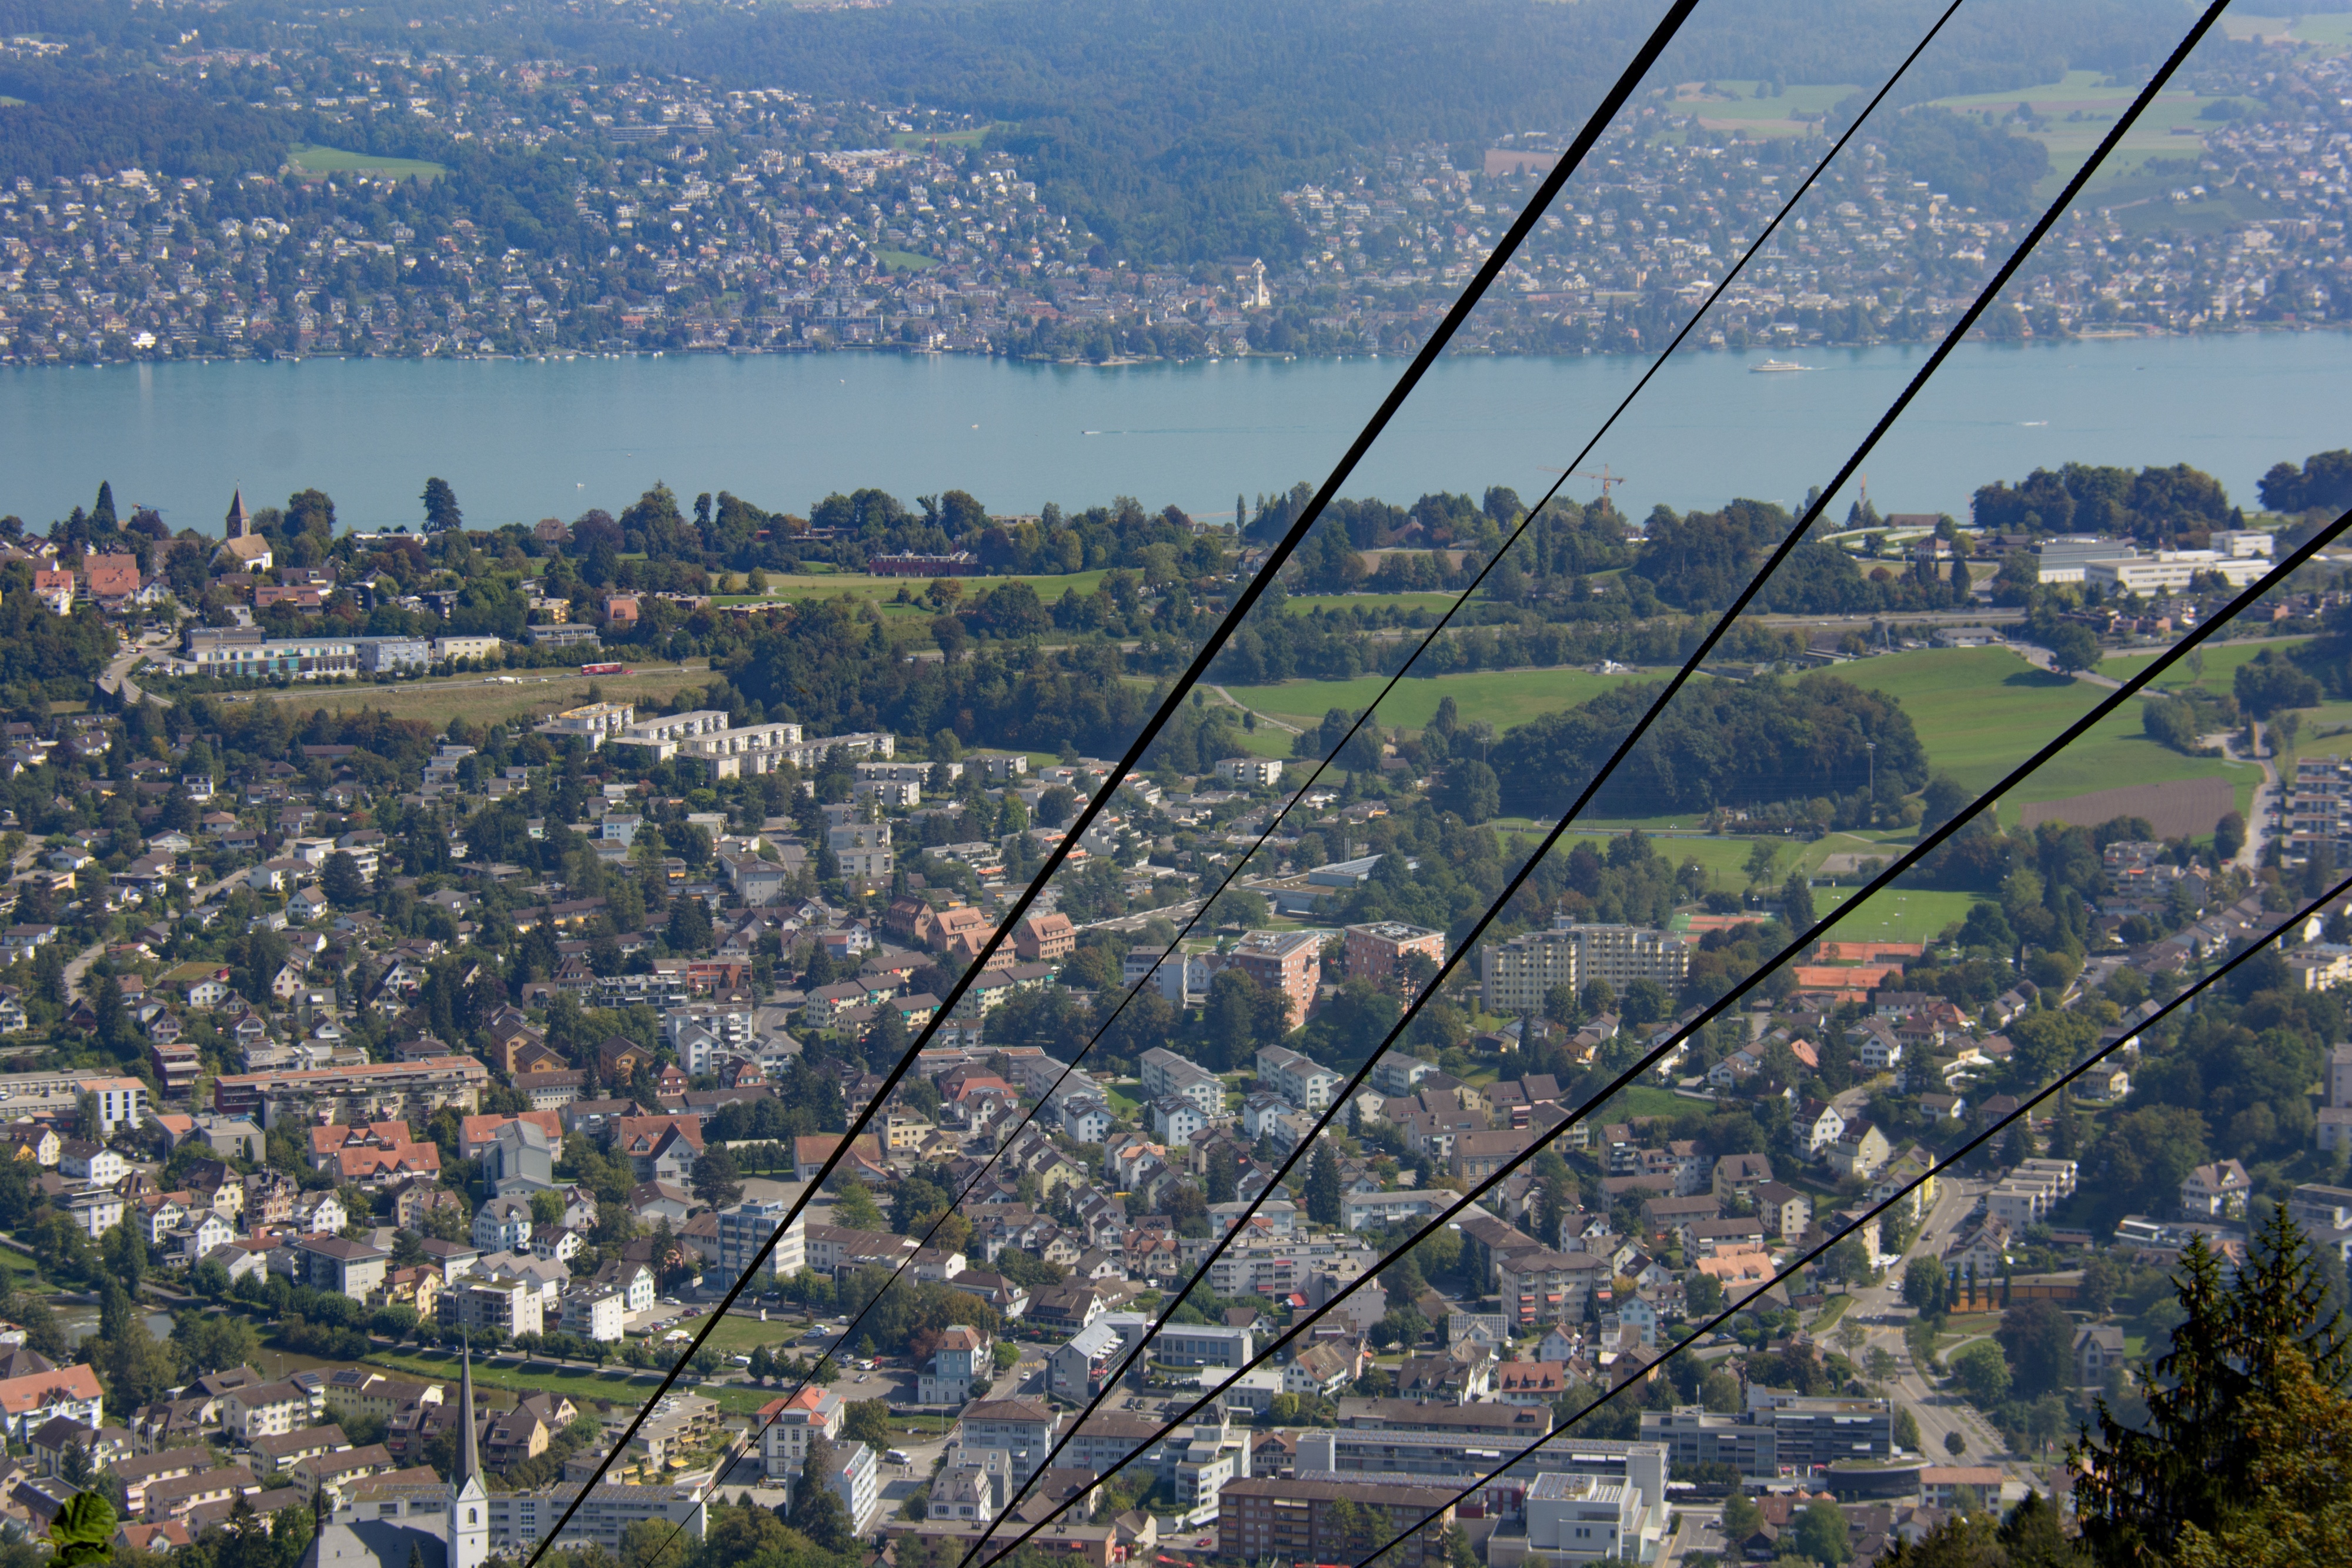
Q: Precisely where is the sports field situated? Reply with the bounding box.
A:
[1814,886,1984,944]
[288,143,447,180]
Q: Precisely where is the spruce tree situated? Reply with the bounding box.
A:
[1304,1141,1343,1227]
[2074,1209,2350,1564]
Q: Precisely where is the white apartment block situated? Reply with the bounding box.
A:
[1256,1044,1341,1111]
[1481,920,1689,1014]
[612,710,732,760]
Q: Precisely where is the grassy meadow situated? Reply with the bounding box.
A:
[288,144,448,181]
[298,663,721,730]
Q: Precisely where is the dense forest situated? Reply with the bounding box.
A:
[1970,462,2243,546]
[1487,671,1929,818]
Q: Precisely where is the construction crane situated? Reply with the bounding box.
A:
[1539,463,1625,502]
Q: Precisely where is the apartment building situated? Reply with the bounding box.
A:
[951,1399,1061,1480]
[1494,1247,1612,1329]
[610,710,732,760]
[1639,1395,1893,1478]
[481,1484,709,1552]
[1227,930,1324,1031]
[1220,1476,1458,1568]
[533,702,636,748]
[1481,920,1689,1014]
[2287,755,2352,865]
[211,1057,488,1128]
[1257,1044,1342,1111]
[826,820,893,881]
[715,1191,809,1282]
[1345,921,1447,985]
[1140,1047,1225,1118]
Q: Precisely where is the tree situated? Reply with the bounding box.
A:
[1721,1487,1762,1541]
[2214,811,2247,862]
[1946,1430,1969,1457]
[843,1399,892,1450]
[1304,1141,1343,1226]
[2074,1210,2352,1565]
[833,1179,884,1231]
[1919,774,1973,833]
[2172,1341,2352,1568]
[1951,1340,2011,1407]
[1996,1299,2076,1398]
[667,894,714,952]
[96,1278,176,1409]
[1795,1498,1853,1564]
[787,1433,854,1552]
[1621,977,1672,1028]
[1439,759,1499,824]
[1781,871,1816,930]
[422,477,463,534]
[1894,1405,1922,1452]
[322,851,367,908]
[1322,1497,1384,1563]
[691,1146,744,1208]
[2046,622,2102,676]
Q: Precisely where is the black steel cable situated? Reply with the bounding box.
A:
[688,0,1972,1500]
[961,7,2244,1546]
[1348,861,2352,1568]
[968,452,2326,1563]
[522,6,1705,1556]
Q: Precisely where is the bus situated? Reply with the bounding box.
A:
[579,662,630,676]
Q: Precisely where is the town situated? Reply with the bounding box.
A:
[0,20,2346,365]
[0,436,2344,1568]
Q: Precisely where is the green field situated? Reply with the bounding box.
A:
[363,1346,776,1416]
[889,124,1009,149]
[2102,637,2307,690]
[874,248,939,273]
[1815,886,1984,944]
[1220,665,1663,734]
[1673,80,1860,137]
[750,568,1112,606]
[304,664,720,730]
[1851,647,2105,788]
[1916,71,2214,196]
[2224,13,2352,50]
[288,143,448,181]
[1851,646,2254,825]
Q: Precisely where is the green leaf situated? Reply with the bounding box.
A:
[51,1489,116,1552]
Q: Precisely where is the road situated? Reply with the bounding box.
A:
[1661,1503,1725,1565]
[1207,684,1302,735]
[2009,640,2124,690]
[2217,728,2278,870]
[61,863,256,1002]
[1842,1178,2044,1491]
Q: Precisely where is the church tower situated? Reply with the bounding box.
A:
[225,489,249,540]
[446,1342,489,1568]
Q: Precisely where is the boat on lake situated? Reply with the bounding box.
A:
[1750,358,1809,373]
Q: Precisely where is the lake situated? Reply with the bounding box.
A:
[0,332,2343,534]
